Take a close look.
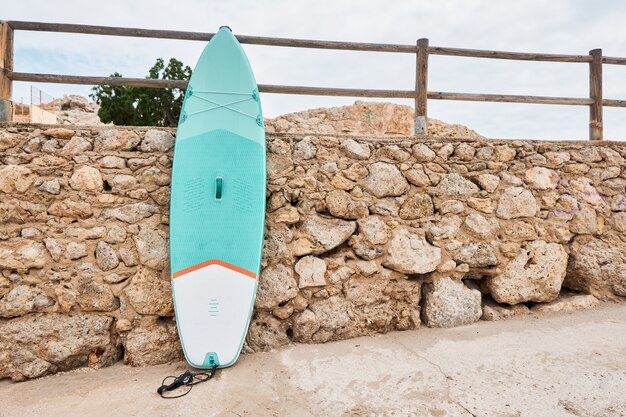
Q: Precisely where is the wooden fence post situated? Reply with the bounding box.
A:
[0,21,14,122]
[589,48,603,140]
[415,38,429,136]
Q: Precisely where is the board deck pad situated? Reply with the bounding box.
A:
[170,27,266,369]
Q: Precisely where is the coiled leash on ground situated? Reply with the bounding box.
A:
[157,364,218,398]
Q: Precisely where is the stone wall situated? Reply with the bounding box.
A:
[1,123,625,381]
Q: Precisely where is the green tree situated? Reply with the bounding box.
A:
[90,58,192,127]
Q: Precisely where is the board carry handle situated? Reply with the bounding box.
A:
[215,177,223,200]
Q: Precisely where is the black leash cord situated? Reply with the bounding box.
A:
[157,364,218,399]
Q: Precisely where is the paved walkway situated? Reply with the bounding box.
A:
[1,304,625,417]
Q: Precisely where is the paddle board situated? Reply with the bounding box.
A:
[169,26,266,369]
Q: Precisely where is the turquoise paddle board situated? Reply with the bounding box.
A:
[169,27,266,369]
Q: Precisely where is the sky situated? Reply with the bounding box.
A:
[4,0,626,140]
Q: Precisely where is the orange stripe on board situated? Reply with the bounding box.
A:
[172,260,257,280]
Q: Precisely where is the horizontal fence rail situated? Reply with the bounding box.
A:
[2,20,626,139]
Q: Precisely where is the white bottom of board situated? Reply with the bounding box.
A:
[172,262,257,367]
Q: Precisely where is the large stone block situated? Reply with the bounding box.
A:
[421,278,482,328]
[0,313,118,381]
[486,241,568,304]
[565,234,626,298]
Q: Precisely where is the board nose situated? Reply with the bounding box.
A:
[219,25,232,32]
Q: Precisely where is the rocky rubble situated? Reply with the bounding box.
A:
[0,101,625,380]
[265,101,483,138]
[44,95,103,126]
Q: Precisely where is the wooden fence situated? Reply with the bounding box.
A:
[2,20,626,139]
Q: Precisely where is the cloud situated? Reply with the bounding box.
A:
[5,0,626,139]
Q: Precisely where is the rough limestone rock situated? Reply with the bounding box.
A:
[532,293,599,313]
[496,187,538,219]
[404,166,431,187]
[273,206,300,224]
[467,197,494,214]
[267,154,294,176]
[454,243,499,268]
[0,285,54,318]
[140,130,174,152]
[427,215,463,241]
[133,227,168,269]
[309,296,353,342]
[610,194,626,211]
[124,318,183,366]
[293,136,317,160]
[412,144,436,162]
[298,215,357,255]
[106,226,127,244]
[435,173,479,196]
[348,234,383,260]
[43,128,75,139]
[399,193,434,220]
[43,238,62,262]
[378,144,412,162]
[476,173,500,193]
[481,297,530,321]
[362,162,408,197]
[525,167,559,190]
[108,174,138,191]
[67,226,106,240]
[357,216,390,245]
[0,130,21,151]
[439,200,465,215]
[62,136,92,155]
[0,240,47,270]
[256,264,299,309]
[325,190,369,219]
[37,178,61,195]
[610,212,626,232]
[343,277,389,306]
[495,145,516,161]
[349,216,390,260]
[565,234,626,298]
[69,166,103,192]
[66,242,88,260]
[569,205,598,234]
[452,143,474,161]
[47,198,93,219]
[263,223,294,262]
[464,213,499,239]
[292,308,321,342]
[341,138,371,160]
[383,228,441,274]
[0,313,117,381]
[0,165,35,193]
[101,202,160,223]
[551,194,578,221]
[246,312,291,352]
[76,277,119,312]
[486,240,568,304]
[295,256,327,288]
[124,268,173,316]
[544,151,570,166]
[98,129,140,151]
[99,155,126,169]
[421,278,482,328]
[569,177,604,207]
[95,241,119,271]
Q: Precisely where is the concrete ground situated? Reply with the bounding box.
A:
[1,304,625,417]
